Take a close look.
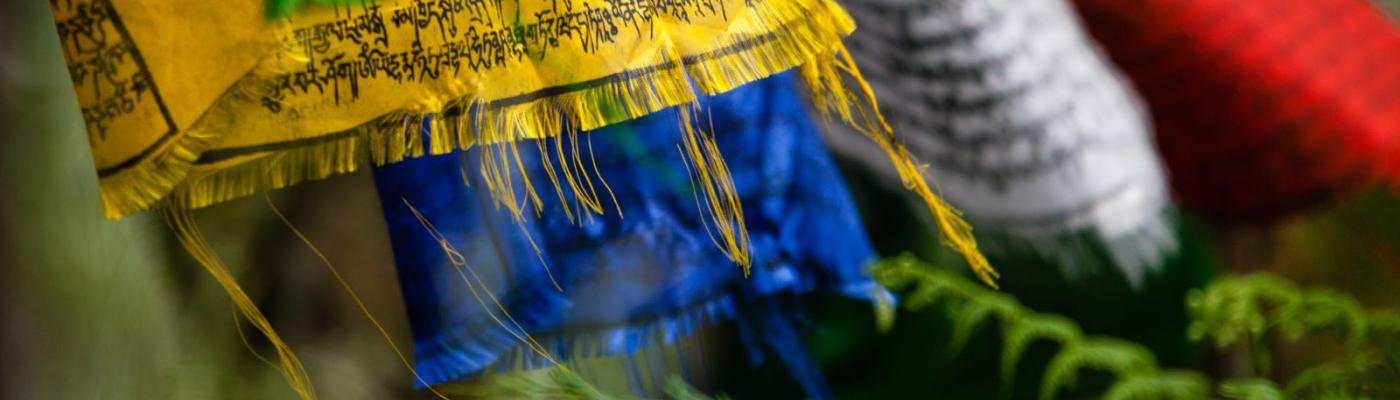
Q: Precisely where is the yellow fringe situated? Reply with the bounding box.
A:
[98,126,218,219]
[263,195,451,400]
[799,44,1000,288]
[161,206,318,400]
[164,0,855,213]
[676,105,753,274]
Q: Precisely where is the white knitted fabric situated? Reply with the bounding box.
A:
[825,0,1176,285]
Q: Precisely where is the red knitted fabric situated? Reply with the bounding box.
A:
[1072,0,1400,223]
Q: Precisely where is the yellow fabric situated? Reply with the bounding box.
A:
[53,0,859,219]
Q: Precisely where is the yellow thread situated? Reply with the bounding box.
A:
[408,115,426,158]
[457,148,564,293]
[390,118,408,164]
[430,115,454,155]
[533,134,576,223]
[456,150,474,189]
[479,131,509,214]
[263,195,451,400]
[800,43,999,287]
[162,207,318,400]
[553,126,593,221]
[586,132,625,218]
[675,105,752,274]
[506,129,545,217]
[677,143,729,270]
[514,214,563,293]
[510,207,562,293]
[231,303,279,370]
[401,198,569,372]
[567,129,605,216]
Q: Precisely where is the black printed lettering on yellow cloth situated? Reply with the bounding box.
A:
[51,0,996,284]
[56,0,854,218]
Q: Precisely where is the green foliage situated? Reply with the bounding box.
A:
[482,369,727,400]
[480,369,622,400]
[475,259,1400,400]
[1188,274,1400,398]
[871,256,1400,399]
[1001,313,1079,384]
[1284,358,1400,399]
[1218,378,1283,400]
[1187,274,1368,369]
[872,255,1210,400]
[665,376,731,400]
[1039,338,1160,400]
[1101,371,1211,400]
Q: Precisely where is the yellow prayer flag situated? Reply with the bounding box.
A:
[54,0,858,218]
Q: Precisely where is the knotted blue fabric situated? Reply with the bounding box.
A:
[372,73,885,398]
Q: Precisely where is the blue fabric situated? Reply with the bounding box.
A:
[372,73,884,398]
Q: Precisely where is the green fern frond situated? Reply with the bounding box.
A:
[870,256,1400,400]
[1286,356,1400,399]
[480,369,729,400]
[1188,274,1370,376]
[664,376,728,400]
[1188,274,1400,399]
[1294,288,1369,350]
[947,292,1018,354]
[874,256,976,309]
[1040,338,1158,400]
[1186,274,1297,349]
[1188,274,1370,351]
[480,368,623,400]
[1365,311,1400,336]
[1101,371,1211,400]
[1218,378,1284,400]
[873,255,1206,400]
[1364,311,1400,370]
[1001,314,1082,385]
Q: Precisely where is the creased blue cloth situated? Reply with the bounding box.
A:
[372,73,885,398]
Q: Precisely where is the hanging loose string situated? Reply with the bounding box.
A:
[481,137,563,292]
[800,44,999,287]
[263,194,451,400]
[587,131,625,218]
[401,198,569,372]
[676,105,753,275]
[231,303,280,370]
[533,134,578,223]
[162,207,318,400]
